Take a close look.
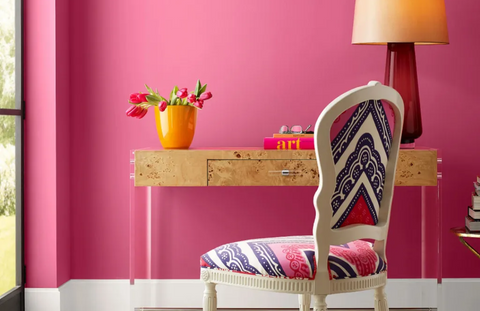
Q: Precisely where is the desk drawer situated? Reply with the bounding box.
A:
[207,159,319,186]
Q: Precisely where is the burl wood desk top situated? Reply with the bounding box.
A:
[132,148,437,187]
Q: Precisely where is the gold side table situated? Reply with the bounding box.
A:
[450,227,480,259]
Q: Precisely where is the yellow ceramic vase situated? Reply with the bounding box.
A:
[154,105,197,149]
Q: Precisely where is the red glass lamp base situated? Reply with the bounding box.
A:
[384,43,422,144]
[400,142,416,149]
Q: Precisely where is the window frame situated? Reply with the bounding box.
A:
[0,0,24,309]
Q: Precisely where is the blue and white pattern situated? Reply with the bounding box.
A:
[200,236,387,280]
[202,243,262,275]
[330,100,392,228]
[331,100,392,164]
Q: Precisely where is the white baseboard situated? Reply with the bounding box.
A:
[24,287,60,311]
[25,278,480,311]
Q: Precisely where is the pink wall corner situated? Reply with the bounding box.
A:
[55,0,71,287]
[24,0,58,288]
[24,0,72,288]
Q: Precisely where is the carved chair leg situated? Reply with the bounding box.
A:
[298,294,311,311]
[203,282,217,311]
[374,285,389,311]
[312,294,327,311]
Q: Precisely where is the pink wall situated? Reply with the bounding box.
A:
[24,0,71,287]
[26,0,480,287]
[55,0,71,286]
[24,0,58,288]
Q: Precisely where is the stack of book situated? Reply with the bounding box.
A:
[466,176,480,232]
[264,133,314,150]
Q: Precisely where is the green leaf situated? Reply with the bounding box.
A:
[145,84,154,94]
[169,89,175,103]
[194,80,201,97]
[146,94,161,103]
[199,83,207,95]
[159,96,168,102]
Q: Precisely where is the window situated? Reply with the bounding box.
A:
[0,0,24,309]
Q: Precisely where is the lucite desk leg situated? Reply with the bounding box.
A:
[437,158,443,285]
[436,158,444,311]
[130,151,135,285]
[421,157,443,309]
[130,151,152,285]
[146,186,152,280]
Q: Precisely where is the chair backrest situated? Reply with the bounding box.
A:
[329,99,395,230]
[312,81,403,290]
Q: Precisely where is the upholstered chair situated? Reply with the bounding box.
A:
[199,81,404,311]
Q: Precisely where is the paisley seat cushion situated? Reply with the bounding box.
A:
[200,236,386,280]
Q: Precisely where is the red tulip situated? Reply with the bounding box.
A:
[129,93,142,104]
[131,106,143,117]
[126,105,137,116]
[176,88,188,99]
[159,101,167,112]
[187,94,196,103]
[136,107,148,119]
[137,93,149,103]
[193,99,204,109]
[199,92,212,100]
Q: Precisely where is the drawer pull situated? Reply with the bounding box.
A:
[268,170,300,176]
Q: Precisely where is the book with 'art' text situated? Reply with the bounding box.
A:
[264,137,314,150]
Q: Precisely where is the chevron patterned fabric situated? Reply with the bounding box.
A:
[329,100,393,229]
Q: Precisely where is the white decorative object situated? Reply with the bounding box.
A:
[200,81,404,311]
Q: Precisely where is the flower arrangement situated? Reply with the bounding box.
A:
[125,80,213,119]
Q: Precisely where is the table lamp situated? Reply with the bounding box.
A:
[352,0,449,145]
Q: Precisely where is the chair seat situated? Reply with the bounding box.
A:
[200,236,386,280]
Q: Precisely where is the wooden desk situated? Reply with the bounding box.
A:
[130,147,442,301]
[134,148,438,187]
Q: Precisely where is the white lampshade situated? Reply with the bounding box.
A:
[352,0,449,45]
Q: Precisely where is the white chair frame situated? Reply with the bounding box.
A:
[201,81,404,311]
